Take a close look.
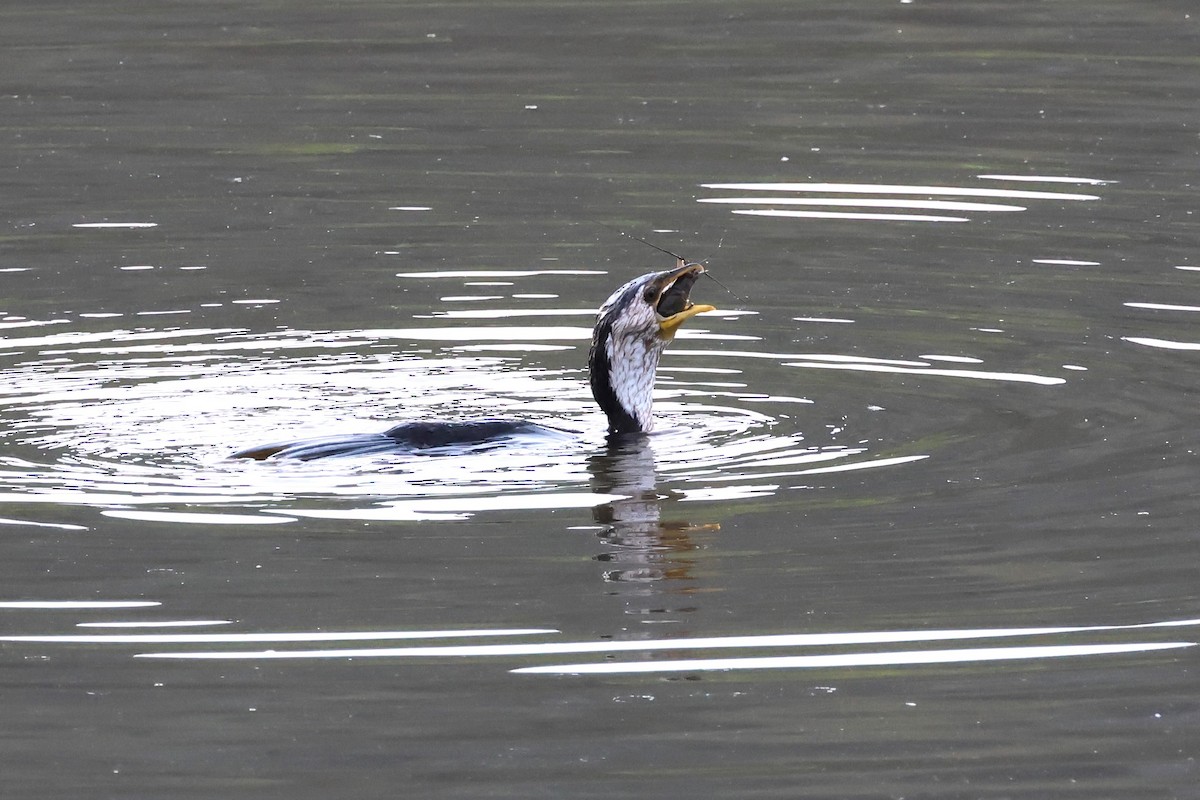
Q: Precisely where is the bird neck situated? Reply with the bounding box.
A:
[589,327,667,435]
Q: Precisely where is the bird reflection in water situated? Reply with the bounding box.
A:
[587,434,719,592]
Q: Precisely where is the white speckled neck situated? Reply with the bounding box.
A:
[605,331,668,432]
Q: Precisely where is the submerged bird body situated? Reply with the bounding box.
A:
[231,419,549,461]
[234,260,713,460]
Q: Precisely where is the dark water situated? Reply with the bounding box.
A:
[2,1,1199,796]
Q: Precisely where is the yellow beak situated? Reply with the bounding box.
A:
[659,303,716,335]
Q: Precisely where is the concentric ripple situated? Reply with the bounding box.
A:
[0,313,858,524]
[0,263,1072,525]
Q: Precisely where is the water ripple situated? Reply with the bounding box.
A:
[6,606,1184,680]
[0,291,1066,524]
[0,320,841,521]
[702,181,1102,201]
[734,209,970,223]
[700,178,1104,225]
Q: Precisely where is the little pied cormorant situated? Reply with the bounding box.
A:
[232,260,715,460]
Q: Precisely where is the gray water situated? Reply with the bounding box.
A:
[2,1,1199,797]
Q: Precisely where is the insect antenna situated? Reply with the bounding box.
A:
[593,221,689,263]
[701,270,744,302]
[594,220,744,300]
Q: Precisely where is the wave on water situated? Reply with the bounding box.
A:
[698,176,1107,224]
[0,258,1073,525]
[0,599,1191,678]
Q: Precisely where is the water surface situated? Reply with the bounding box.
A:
[1,1,1198,797]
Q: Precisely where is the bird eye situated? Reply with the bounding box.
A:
[642,287,657,303]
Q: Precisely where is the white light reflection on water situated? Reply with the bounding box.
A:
[0,318,70,331]
[976,174,1113,185]
[1123,337,1200,351]
[734,209,971,223]
[919,354,984,364]
[449,344,573,353]
[785,360,1067,386]
[102,510,298,525]
[700,197,1026,212]
[7,603,1192,677]
[1032,259,1101,267]
[701,182,1101,201]
[1,628,559,645]
[701,454,931,483]
[72,222,159,229]
[699,179,1104,225]
[260,491,629,522]
[77,620,233,628]
[397,270,605,279]
[676,484,778,502]
[108,618,1200,674]
[0,600,161,609]
[1124,302,1200,313]
[514,643,1194,675]
[680,348,1065,386]
[795,316,855,324]
[424,308,595,320]
[0,515,88,530]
